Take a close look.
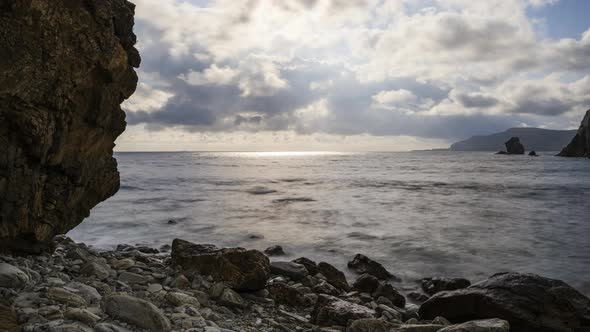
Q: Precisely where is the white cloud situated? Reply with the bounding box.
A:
[372,89,417,107]
[528,0,560,8]
[179,64,239,86]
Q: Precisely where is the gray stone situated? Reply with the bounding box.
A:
[217,288,246,308]
[438,319,510,332]
[0,263,29,289]
[104,294,172,331]
[65,282,102,304]
[312,294,375,326]
[65,308,101,325]
[111,258,135,270]
[166,292,201,307]
[270,261,309,281]
[118,271,150,284]
[347,318,398,332]
[147,283,163,293]
[80,261,111,280]
[95,323,135,332]
[47,287,86,307]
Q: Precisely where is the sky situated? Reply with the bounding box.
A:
[116,0,590,151]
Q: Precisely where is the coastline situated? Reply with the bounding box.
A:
[2,237,588,332]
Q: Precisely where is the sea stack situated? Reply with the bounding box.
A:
[558,110,590,158]
[497,137,525,155]
[0,0,140,253]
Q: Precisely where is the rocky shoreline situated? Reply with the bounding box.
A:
[1,238,589,332]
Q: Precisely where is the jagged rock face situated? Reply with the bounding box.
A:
[558,110,590,158]
[504,137,525,154]
[0,0,140,253]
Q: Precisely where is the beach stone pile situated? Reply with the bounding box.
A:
[1,237,588,332]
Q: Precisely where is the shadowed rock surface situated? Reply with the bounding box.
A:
[419,272,590,332]
[0,0,140,254]
[504,137,525,155]
[558,110,590,158]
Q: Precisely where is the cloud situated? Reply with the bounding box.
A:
[120,0,590,149]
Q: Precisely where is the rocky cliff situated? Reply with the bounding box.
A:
[450,127,577,152]
[0,0,140,253]
[558,110,590,158]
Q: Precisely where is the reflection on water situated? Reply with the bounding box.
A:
[69,151,590,295]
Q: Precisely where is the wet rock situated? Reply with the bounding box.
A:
[147,283,163,293]
[312,294,375,327]
[111,258,135,270]
[104,294,171,331]
[270,261,309,281]
[318,262,350,291]
[528,150,538,156]
[166,292,201,307]
[347,254,396,280]
[407,292,429,304]
[419,272,590,332]
[65,282,102,304]
[268,282,310,307]
[80,261,111,280]
[47,287,86,307]
[438,319,510,332]
[64,308,101,325]
[374,283,405,308]
[347,318,397,332]
[392,324,444,331]
[421,277,471,296]
[0,0,140,254]
[118,271,150,285]
[264,245,286,256]
[95,323,134,332]
[171,238,270,291]
[0,263,29,289]
[558,109,590,158]
[504,137,525,154]
[313,280,342,296]
[353,274,380,294]
[217,287,246,308]
[293,257,319,275]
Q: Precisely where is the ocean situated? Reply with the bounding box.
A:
[68,151,590,296]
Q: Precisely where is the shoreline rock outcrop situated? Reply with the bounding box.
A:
[558,109,590,158]
[419,272,590,332]
[2,238,589,331]
[496,137,525,155]
[0,0,140,254]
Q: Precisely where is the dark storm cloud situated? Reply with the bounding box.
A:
[455,92,499,108]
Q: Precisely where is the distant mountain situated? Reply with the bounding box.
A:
[450,127,577,152]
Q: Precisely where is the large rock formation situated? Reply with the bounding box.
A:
[0,0,140,253]
[504,137,525,154]
[558,110,590,158]
[419,272,590,332]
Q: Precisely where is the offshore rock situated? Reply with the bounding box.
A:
[0,0,140,253]
[419,272,590,332]
[558,109,590,157]
[171,238,270,291]
[504,137,525,154]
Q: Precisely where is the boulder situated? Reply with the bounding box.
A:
[558,109,590,158]
[268,282,310,307]
[504,137,525,154]
[0,304,20,332]
[0,0,139,254]
[312,294,375,327]
[353,274,380,294]
[421,277,471,296]
[80,261,111,280]
[374,283,405,308]
[47,287,86,307]
[419,272,590,332]
[104,294,171,332]
[264,245,286,256]
[318,262,350,291]
[217,287,246,308]
[347,254,396,280]
[293,257,319,275]
[270,261,308,281]
[0,263,29,289]
[438,319,510,332]
[171,238,270,291]
[528,150,538,156]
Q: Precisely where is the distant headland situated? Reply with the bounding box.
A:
[449,127,577,152]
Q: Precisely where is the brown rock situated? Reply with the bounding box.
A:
[171,238,270,291]
[558,109,590,158]
[0,0,140,254]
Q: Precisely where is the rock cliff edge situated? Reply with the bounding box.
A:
[0,0,140,253]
